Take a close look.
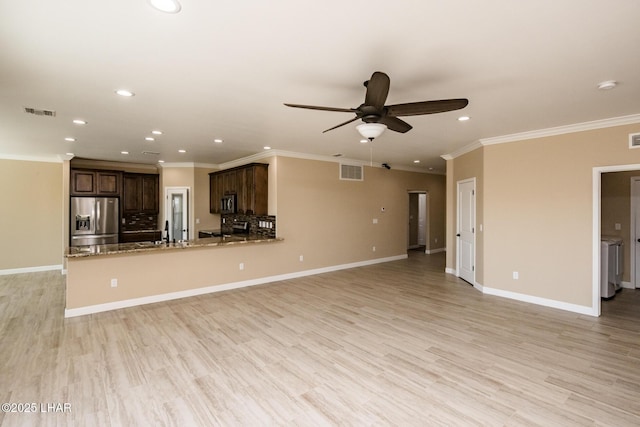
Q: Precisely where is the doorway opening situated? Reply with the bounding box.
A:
[165,187,189,242]
[408,191,428,253]
[593,164,640,317]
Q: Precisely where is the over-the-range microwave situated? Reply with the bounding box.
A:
[221,194,237,214]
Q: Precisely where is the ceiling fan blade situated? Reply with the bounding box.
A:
[364,72,390,110]
[386,98,469,117]
[322,116,359,133]
[284,103,356,113]
[379,116,413,133]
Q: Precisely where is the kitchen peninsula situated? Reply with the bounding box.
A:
[65,234,283,318]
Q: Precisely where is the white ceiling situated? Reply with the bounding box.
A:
[1,0,639,172]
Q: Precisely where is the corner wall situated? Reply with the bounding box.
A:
[0,159,63,272]
[448,122,640,313]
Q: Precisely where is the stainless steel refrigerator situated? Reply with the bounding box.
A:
[70,197,119,246]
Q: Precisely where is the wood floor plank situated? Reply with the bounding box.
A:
[1,253,640,426]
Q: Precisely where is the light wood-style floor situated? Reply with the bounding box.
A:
[1,252,640,426]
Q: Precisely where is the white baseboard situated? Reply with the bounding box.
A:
[64,254,408,318]
[445,267,457,275]
[621,281,633,289]
[425,247,445,254]
[482,286,596,316]
[0,264,63,276]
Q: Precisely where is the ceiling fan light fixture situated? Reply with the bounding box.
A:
[149,0,182,13]
[356,123,386,140]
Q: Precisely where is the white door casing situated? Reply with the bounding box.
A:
[457,179,476,285]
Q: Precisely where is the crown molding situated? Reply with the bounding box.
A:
[154,150,441,174]
[480,113,640,146]
[441,141,483,161]
[0,153,64,163]
[442,113,640,160]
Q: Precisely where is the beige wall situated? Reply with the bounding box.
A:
[194,167,220,232]
[0,159,63,271]
[449,123,640,308]
[276,157,445,265]
[67,156,445,309]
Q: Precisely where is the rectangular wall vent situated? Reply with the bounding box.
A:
[24,107,56,117]
[340,164,363,181]
[630,133,640,149]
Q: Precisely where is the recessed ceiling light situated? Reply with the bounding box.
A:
[121,151,129,155]
[151,130,163,135]
[360,139,369,144]
[178,149,186,153]
[72,119,87,125]
[149,0,182,13]
[597,80,617,90]
[66,152,74,156]
[213,139,223,143]
[64,137,76,142]
[158,160,165,163]
[145,137,155,141]
[428,167,434,171]
[458,116,470,121]
[263,146,271,150]
[413,160,420,163]
[115,89,135,97]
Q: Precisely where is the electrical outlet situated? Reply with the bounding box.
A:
[373,218,378,224]
[196,218,200,224]
[110,278,118,288]
[299,255,304,262]
[513,271,519,280]
[372,246,376,252]
[239,262,244,271]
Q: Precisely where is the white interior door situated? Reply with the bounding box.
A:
[457,179,476,284]
[165,187,189,242]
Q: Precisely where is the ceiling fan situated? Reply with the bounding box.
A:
[284,71,468,139]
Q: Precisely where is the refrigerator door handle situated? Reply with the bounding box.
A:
[96,202,100,233]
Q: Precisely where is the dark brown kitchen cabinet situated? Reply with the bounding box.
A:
[71,169,121,196]
[209,163,268,215]
[123,173,159,213]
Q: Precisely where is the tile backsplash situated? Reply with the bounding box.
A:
[122,213,158,231]
[222,214,276,238]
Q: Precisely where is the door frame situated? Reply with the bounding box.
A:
[164,187,190,242]
[456,177,476,285]
[592,164,640,317]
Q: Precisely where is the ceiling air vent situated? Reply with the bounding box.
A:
[24,107,56,117]
[340,164,363,181]
[630,133,640,149]
[142,151,160,156]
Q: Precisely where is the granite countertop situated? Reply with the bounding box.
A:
[66,234,283,258]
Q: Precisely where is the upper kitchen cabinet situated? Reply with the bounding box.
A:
[209,163,268,215]
[71,169,121,196]
[123,173,159,213]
